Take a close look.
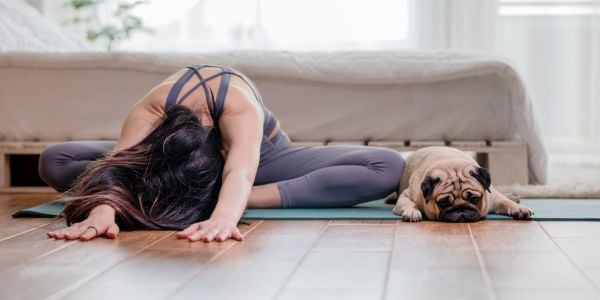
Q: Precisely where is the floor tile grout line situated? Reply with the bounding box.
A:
[45,231,176,300]
[381,220,399,300]
[0,222,80,271]
[0,220,55,243]
[271,220,332,300]
[160,220,265,300]
[537,221,600,295]
[468,223,497,300]
[0,240,78,279]
[30,241,78,262]
[310,248,393,252]
[327,223,399,226]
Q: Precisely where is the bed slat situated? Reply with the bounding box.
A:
[0,140,530,192]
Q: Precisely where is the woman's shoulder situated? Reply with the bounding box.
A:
[133,82,171,119]
[139,68,191,110]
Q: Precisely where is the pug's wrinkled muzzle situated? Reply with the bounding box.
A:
[440,206,481,222]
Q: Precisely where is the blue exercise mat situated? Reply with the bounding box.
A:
[12,199,600,221]
[241,199,600,221]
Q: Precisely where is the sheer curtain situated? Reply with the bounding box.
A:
[412,0,600,157]
[32,0,600,157]
[495,0,600,154]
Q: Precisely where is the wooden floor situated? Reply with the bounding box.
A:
[1,193,600,300]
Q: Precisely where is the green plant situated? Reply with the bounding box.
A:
[65,0,152,50]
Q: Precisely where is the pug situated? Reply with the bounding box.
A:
[389,146,533,222]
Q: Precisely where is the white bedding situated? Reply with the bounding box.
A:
[0,51,547,184]
[0,0,89,51]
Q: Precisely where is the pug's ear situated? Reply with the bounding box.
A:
[421,176,440,203]
[471,167,491,192]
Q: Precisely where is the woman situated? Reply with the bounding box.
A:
[40,64,405,243]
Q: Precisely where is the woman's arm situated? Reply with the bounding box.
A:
[212,86,263,223]
[48,91,164,241]
[113,100,164,153]
[176,84,263,242]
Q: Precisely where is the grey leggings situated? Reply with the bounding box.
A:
[39,133,405,208]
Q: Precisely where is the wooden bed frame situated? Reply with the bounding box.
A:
[0,140,528,193]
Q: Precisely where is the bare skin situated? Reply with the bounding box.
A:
[48,67,282,243]
[248,183,282,208]
[47,185,281,242]
[47,204,119,240]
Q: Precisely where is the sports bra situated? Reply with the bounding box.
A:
[164,64,279,148]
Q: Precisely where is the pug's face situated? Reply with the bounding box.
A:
[420,162,491,222]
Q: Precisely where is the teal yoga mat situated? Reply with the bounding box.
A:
[11,199,600,221]
[12,201,65,218]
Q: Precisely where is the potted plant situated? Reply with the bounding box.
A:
[64,0,152,50]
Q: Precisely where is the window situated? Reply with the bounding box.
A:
[495,0,600,148]
[120,0,409,51]
[499,0,598,16]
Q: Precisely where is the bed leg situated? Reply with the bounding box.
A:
[0,151,9,189]
[483,142,529,185]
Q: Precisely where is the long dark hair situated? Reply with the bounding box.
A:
[62,105,224,230]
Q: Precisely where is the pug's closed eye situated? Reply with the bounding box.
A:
[469,196,481,205]
[437,196,452,208]
[463,191,481,205]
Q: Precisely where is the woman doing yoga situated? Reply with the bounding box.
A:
[40,65,405,243]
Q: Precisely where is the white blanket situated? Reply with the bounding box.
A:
[0,0,89,51]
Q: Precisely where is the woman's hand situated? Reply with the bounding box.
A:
[47,204,120,241]
[176,216,244,242]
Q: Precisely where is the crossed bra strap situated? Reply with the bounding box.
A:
[164,64,277,143]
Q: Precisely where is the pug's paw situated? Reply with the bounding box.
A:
[401,208,423,222]
[509,205,534,220]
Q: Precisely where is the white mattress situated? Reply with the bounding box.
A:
[0,51,547,183]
